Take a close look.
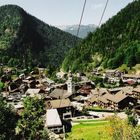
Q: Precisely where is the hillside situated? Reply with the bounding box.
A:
[0,5,79,69]
[62,0,140,72]
[57,24,97,38]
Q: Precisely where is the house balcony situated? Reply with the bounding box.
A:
[63,112,72,120]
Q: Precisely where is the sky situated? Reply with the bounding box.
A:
[0,0,134,26]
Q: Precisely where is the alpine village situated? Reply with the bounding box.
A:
[1,1,140,140]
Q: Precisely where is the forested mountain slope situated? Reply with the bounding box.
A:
[62,0,140,72]
[0,5,79,69]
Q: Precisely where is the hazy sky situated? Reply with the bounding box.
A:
[0,0,133,26]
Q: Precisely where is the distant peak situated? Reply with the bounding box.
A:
[56,24,97,38]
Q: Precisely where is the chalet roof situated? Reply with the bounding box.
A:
[3,67,12,73]
[113,91,128,103]
[49,88,72,99]
[38,68,45,71]
[134,105,140,113]
[122,86,133,94]
[9,88,20,93]
[56,71,66,78]
[1,91,9,97]
[19,73,25,77]
[102,91,128,103]
[25,88,42,98]
[26,88,40,94]
[87,95,97,103]
[79,85,93,90]
[91,89,99,95]
[122,86,133,93]
[133,87,140,93]
[73,95,85,101]
[43,78,55,85]
[25,76,34,80]
[13,77,22,82]
[125,79,136,85]
[108,87,123,93]
[77,80,92,85]
[45,109,62,128]
[106,69,117,73]
[48,98,72,109]
[91,88,109,96]
[123,74,140,79]
[98,97,109,104]
[14,102,24,109]
[22,80,34,84]
[78,85,92,95]
[52,83,66,88]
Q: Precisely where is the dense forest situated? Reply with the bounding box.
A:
[0,5,79,70]
[62,0,140,72]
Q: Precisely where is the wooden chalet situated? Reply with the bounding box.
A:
[73,95,86,103]
[97,96,109,108]
[49,88,72,99]
[46,98,73,120]
[132,87,140,99]
[25,88,45,98]
[85,95,97,106]
[101,91,137,110]
[122,74,140,83]
[91,88,109,97]
[105,69,122,77]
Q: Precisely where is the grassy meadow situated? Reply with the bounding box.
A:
[66,120,111,140]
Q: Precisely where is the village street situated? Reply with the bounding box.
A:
[72,111,127,121]
[88,111,127,119]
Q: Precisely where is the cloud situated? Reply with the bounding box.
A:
[91,3,103,10]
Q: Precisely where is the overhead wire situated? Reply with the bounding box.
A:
[98,0,109,27]
[52,0,110,129]
[76,0,87,37]
[73,0,110,118]
[72,0,87,118]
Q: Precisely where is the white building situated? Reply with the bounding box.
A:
[45,109,63,133]
[66,73,75,95]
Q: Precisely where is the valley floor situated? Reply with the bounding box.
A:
[66,120,111,140]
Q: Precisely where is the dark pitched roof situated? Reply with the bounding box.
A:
[133,87,140,93]
[98,96,109,104]
[47,98,72,109]
[102,91,128,103]
[113,91,128,103]
[123,74,140,79]
[122,86,133,93]
[49,88,72,99]
[87,95,97,103]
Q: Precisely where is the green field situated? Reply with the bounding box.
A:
[73,119,108,123]
[66,120,111,140]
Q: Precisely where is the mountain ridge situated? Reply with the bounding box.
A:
[56,24,97,38]
[62,0,140,72]
[0,4,79,70]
